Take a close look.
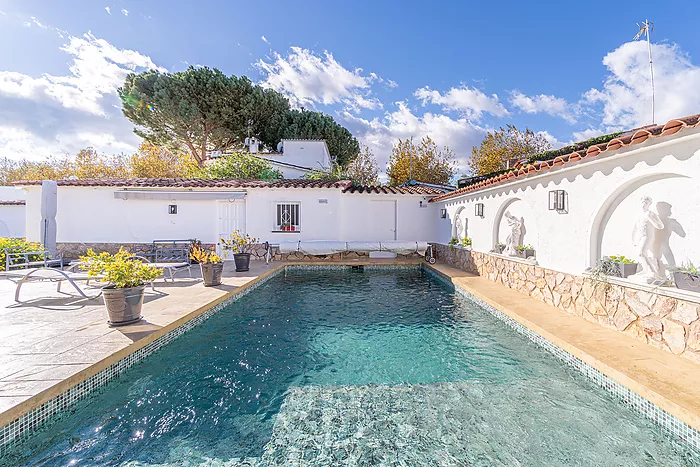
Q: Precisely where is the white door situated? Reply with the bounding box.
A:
[368,200,397,241]
[217,200,246,258]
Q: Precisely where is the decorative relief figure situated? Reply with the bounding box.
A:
[655,201,686,274]
[631,197,685,284]
[454,210,464,239]
[504,211,525,256]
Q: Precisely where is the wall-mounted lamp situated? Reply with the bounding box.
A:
[440,208,447,218]
[168,204,178,215]
[475,203,484,217]
[548,190,567,213]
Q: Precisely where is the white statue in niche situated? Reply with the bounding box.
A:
[454,211,465,239]
[631,197,685,284]
[504,211,525,256]
[655,201,686,273]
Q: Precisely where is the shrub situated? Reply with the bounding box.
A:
[220,230,258,254]
[80,248,162,289]
[0,238,43,271]
[460,237,472,247]
[190,245,222,264]
[607,255,635,264]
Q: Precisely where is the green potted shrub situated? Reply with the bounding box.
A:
[188,239,203,263]
[671,262,699,292]
[448,236,459,251]
[81,248,161,326]
[516,244,535,259]
[190,245,223,286]
[459,237,472,250]
[220,230,258,272]
[605,255,638,278]
[494,242,506,254]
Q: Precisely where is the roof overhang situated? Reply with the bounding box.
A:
[114,190,246,201]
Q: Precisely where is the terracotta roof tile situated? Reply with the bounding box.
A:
[431,113,700,203]
[12,178,355,190]
[343,185,445,195]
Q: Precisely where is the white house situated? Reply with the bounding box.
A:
[431,114,700,276]
[210,138,333,178]
[0,186,26,238]
[15,179,448,257]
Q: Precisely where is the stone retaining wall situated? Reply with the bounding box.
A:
[432,243,700,365]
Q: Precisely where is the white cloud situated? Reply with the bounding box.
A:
[105,6,111,14]
[256,46,382,111]
[121,9,129,16]
[0,33,164,159]
[510,91,577,123]
[261,35,269,44]
[584,41,700,129]
[414,85,508,120]
[572,128,604,142]
[340,101,487,176]
[0,10,6,16]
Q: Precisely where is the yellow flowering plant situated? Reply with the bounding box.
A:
[190,245,222,264]
[220,230,258,254]
[80,248,162,289]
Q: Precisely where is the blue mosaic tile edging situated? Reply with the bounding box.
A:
[423,265,700,452]
[0,266,285,455]
[285,263,421,273]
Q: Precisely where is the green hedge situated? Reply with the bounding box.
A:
[0,238,43,270]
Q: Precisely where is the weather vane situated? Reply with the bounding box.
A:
[634,19,655,125]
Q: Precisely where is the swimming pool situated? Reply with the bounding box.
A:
[5,268,699,466]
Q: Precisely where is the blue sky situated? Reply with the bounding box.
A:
[1,0,700,174]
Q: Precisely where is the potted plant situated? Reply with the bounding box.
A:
[459,237,472,249]
[188,238,203,263]
[605,255,638,278]
[516,244,535,259]
[671,262,700,292]
[281,222,290,232]
[448,236,459,251]
[220,230,258,272]
[80,248,162,326]
[492,242,506,254]
[190,246,223,286]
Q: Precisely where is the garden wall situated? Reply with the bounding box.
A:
[433,243,700,365]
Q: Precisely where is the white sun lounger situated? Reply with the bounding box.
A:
[128,256,192,282]
[0,268,104,302]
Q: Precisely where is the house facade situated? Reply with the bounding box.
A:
[16,179,446,257]
[210,138,333,178]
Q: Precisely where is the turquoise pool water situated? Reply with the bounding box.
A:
[5,268,699,466]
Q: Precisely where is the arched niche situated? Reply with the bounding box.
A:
[452,205,468,239]
[588,172,693,268]
[492,197,537,250]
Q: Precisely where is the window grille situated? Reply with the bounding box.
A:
[275,202,300,231]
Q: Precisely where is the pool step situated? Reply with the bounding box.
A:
[254,381,689,466]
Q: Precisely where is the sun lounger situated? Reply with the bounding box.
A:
[0,268,104,301]
[128,256,192,282]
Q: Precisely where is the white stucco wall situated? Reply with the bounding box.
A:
[434,128,700,275]
[259,140,331,173]
[21,185,438,247]
[0,186,26,238]
[0,205,25,238]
